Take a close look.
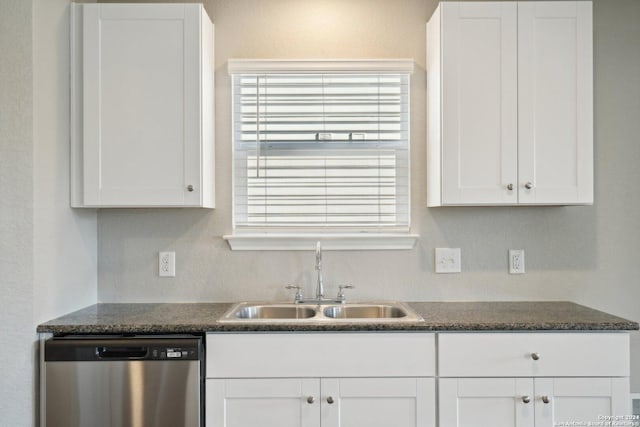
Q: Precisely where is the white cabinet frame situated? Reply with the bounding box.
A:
[427,1,593,206]
[71,3,214,208]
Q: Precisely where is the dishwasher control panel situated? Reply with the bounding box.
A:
[152,346,198,360]
[45,335,202,361]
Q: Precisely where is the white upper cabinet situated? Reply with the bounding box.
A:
[517,2,593,204]
[71,4,214,208]
[428,2,518,206]
[427,1,593,206]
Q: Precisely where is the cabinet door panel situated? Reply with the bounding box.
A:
[518,1,593,204]
[322,378,435,427]
[441,2,518,205]
[207,378,320,427]
[82,4,202,206]
[534,378,630,427]
[439,378,534,427]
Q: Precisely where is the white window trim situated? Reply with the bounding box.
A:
[225,59,417,251]
[222,233,419,251]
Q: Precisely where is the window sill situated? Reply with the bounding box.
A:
[222,233,419,251]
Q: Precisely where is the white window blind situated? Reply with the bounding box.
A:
[231,62,410,231]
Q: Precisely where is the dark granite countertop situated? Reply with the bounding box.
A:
[37,301,638,335]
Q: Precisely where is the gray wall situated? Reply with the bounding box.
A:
[33,0,98,326]
[1,0,98,424]
[1,0,36,423]
[94,0,640,388]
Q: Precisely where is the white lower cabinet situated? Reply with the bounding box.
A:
[207,378,321,427]
[206,332,631,427]
[205,333,436,427]
[207,377,435,427]
[536,377,630,426]
[322,377,433,427]
[439,377,629,427]
[440,378,534,427]
[438,333,631,427]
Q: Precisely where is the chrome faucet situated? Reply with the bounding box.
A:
[315,241,324,300]
[285,241,355,304]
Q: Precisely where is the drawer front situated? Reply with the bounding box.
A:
[438,332,629,377]
[207,332,435,378]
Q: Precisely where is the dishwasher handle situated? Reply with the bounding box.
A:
[97,346,149,359]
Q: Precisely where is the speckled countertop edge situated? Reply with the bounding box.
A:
[36,301,639,335]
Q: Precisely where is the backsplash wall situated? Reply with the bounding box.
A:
[97,0,640,385]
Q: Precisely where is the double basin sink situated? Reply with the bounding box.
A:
[219,301,423,323]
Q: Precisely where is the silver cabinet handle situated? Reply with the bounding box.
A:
[522,396,531,404]
[307,396,315,404]
[524,182,533,190]
[531,352,540,361]
[187,185,194,192]
[507,183,514,191]
[327,396,334,404]
[541,396,550,404]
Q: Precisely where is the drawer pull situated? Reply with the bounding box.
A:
[327,396,334,404]
[541,395,550,404]
[307,396,315,404]
[531,352,540,361]
[522,396,531,404]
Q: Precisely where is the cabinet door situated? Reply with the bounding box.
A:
[439,378,534,427]
[322,378,435,427]
[518,1,593,204]
[441,2,518,205]
[81,4,205,206]
[206,378,320,427]
[534,378,630,427]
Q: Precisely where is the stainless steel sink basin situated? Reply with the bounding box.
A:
[219,301,422,323]
[233,305,316,320]
[323,304,410,319]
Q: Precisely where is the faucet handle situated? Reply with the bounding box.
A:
[337,285,355,303]
[285,285,303,303]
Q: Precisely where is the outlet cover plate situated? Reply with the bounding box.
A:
[159,251,176,277]
[435,248,461,273]
[509,249,525,274]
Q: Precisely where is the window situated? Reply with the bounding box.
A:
[226,60,416,249]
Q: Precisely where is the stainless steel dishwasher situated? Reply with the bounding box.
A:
[44,335,203,427]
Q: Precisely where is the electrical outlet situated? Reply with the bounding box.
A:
[435,248,461,273]
[159,252,175,277]
[509,249,525,274]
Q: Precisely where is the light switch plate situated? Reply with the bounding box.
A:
[435,248,461,273]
